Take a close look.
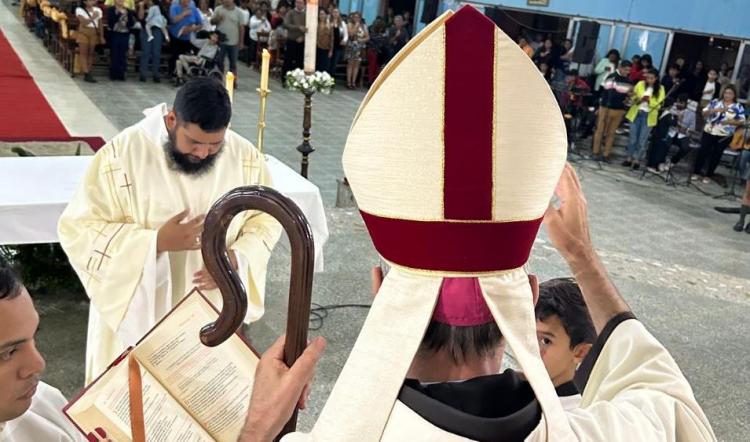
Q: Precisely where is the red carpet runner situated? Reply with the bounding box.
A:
[0,30,104,149]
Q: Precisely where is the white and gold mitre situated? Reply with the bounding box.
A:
[286,6,574,441]
[343,5,566,274]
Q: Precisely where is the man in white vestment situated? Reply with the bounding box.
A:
[0,262,85,442]
[237,165,716,442]
[58,77,282,382]
[233,7,716,441]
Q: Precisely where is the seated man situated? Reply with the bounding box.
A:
[0,261,84,441]
[535,278,596,410]
[559,69,591,114]
[174,30,223,85]
[646,93,696,172]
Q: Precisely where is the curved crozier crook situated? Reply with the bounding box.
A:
[199,185,315,436]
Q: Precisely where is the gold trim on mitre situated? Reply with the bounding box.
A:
[381,255,526,278]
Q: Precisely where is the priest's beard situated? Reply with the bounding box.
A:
[164,129,222,176]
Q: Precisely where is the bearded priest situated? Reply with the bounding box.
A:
[58,78,282,383]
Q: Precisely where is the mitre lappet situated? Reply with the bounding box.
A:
[287,5,572,440]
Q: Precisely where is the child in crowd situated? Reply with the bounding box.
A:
[144,0,170,42]
[535,278,596,410]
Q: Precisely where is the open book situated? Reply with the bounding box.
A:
[64,290,260,442]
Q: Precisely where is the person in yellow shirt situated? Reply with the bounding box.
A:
[623,67,665,168]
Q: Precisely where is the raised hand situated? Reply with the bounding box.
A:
[543,163,592,262]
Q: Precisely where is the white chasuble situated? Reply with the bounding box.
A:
[0,382,84,442]
[59,104,282,383]
[283,274,715,442]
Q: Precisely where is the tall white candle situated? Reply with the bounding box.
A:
[303,0,319,74]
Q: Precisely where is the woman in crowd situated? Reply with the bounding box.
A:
[538,61,552,83]
[533,37,556,70]
[622,68,665,168]
[695,68,721,130]
[316,9,333,73]
[328,7,348,76]
[345,12,369,89]
[719,62,733,85]
[630,53,652,82]
[688,60,707,100]
[593,49,620,93]
[699,68,721,104]
[385,6,394,26]
[198,0,214,31]
[75,0,104,83]
[107,0,136,80]
[270,3,287,28]
[628,54,642,81]
[692,84,745,184]
[558,38,573,74]
[247,3,271,65]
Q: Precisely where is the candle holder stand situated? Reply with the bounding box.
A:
[296,89,316,178]
[256,88,270,154]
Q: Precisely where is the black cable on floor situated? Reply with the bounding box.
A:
[309,302,371,331]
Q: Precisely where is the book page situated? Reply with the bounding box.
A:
[65,355,215,442]
[133,292,259,442]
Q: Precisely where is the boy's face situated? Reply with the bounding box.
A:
[536,315,590,387]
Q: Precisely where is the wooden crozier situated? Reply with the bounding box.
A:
[199,186,314,439]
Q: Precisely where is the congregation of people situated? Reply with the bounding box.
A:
[518,33,750,235]
[23,0,413,89]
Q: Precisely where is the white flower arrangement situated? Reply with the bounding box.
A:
[285,69,335,94]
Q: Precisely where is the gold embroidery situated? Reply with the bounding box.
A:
[83,268,102,285]
[92,226,108,242]
[120,173,135,221]
[94,224,125,271]
[102,156,128,220]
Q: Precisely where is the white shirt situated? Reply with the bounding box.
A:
[249,15,271,41]
[75,7,102,29]
[702,80,717,101]
[239,7,250,26]
[0,382,85,442]
[639,86,653,112]
[199,8,215,31]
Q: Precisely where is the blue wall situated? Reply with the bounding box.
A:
[485,0,750,40]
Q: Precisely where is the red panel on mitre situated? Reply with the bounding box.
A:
[443,6,496,221]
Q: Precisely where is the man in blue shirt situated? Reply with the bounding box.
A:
[169,0,204,77]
